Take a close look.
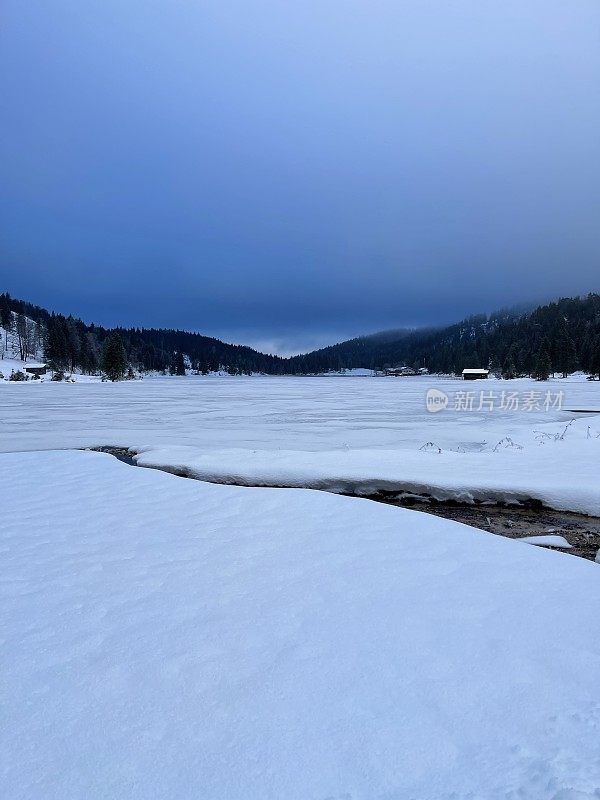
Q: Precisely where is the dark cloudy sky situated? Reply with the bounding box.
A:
[1,1,599,354]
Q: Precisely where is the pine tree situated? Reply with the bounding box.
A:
[65,317,81,373]
[0,293,11,330]
[45,316,69,370]
[589,335,600,380]
[489,356,502,379]
[170,351,186,376]
[533,348,551,381]
[556,326,578,377]
[101,333,128,381]
[501,345,518,379]
[81,332,99,374]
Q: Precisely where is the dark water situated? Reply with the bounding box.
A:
[89,446,137,466]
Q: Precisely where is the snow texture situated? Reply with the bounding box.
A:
[2,449,600,800]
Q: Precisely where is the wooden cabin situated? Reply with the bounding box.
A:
[24,363,47,377]
[462,368,489,380]
[384,366,417,377]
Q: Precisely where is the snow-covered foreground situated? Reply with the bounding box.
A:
[2,449,600,800]
[2,374,600,513]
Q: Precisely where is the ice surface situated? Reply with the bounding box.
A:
[2,374,599,514]
[2,449,600,799]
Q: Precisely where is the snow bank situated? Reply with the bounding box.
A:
[133,435,600,515]
[2,449,600,799]
[519,534,573,548]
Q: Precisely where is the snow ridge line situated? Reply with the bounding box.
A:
[85,445,582,514]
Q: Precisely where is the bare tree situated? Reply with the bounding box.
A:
[26,319,39,361]
[15,314,27,361]
[13,315,40,362]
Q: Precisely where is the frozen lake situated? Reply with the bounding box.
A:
[2,373,597,451]
[2,374,599,513]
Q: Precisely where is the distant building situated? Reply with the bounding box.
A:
[384,366,417,377]
[462,368,489,380]
[24,363,47,377]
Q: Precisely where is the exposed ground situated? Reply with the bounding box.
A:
[387,498,600,560]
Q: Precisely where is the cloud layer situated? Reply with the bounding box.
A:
[2,1,599,352]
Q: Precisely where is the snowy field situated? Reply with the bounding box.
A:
[2,449,600,800]
[3,375,600,798]
[2,374,600,513]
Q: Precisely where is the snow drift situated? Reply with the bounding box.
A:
[2,449,600,799]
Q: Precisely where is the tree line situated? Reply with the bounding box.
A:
[1,291,599,380]
[0,292,287,379]
[286,294,600,379]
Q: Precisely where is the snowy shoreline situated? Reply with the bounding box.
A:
[93,442,599,516]
[92,445,600,560]
[126,439,600,516]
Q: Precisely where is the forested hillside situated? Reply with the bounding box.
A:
[1,291,599,378]
[287,294,600,379]
[0,293,286,376]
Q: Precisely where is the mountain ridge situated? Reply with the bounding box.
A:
[1,291,599,378]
